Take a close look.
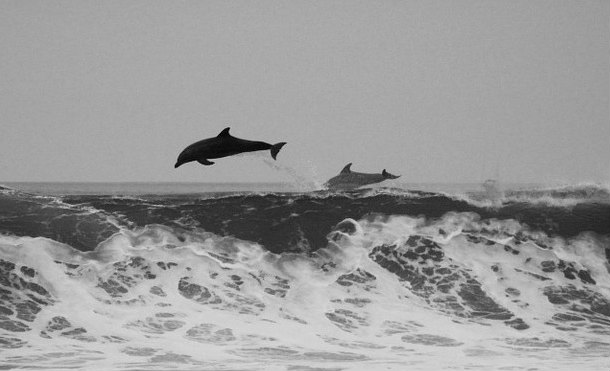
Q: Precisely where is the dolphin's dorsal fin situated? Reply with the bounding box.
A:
[218,127,231,137]
[382,169,388,176]
[340,163,352,174]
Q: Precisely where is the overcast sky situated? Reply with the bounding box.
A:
[1,0,608,184]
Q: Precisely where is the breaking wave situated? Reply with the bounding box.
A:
[1,184,609,370]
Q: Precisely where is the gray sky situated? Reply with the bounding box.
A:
[1,0,608,184]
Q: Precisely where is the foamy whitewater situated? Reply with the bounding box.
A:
[1,182,609,370]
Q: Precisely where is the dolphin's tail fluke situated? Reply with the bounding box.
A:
[382,169,400,179]
[270,142,287,160]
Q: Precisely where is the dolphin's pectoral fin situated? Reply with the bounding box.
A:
[217,127,231,137]
[340,163,352,174]
[197,159,215,166]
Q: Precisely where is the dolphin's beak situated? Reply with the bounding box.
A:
[174,161,182,168]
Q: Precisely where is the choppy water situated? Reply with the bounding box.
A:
[1,182,609,370]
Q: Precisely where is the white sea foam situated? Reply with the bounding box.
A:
[1,213,609,370]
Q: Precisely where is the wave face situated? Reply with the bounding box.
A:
[1,185,609,370]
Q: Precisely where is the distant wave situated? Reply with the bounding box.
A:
[505,183,610,204]
[2,184,609,253]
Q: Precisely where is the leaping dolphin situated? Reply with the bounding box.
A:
[324,163,400,190]
[175,127,287,168]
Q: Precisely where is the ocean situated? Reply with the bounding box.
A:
[1,181,609,370]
